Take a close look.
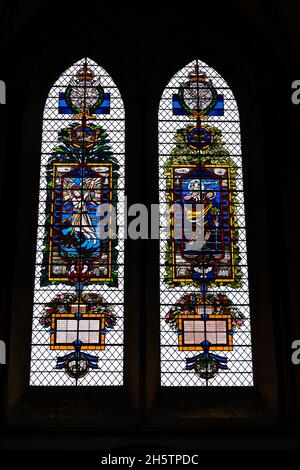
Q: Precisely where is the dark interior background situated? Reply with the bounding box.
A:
[0,0,300,455]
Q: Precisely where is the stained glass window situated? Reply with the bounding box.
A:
[159,60,253,386]
[30,58,124,386]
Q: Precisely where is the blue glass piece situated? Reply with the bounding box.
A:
[207,95,224,116]
[95,93,110,114]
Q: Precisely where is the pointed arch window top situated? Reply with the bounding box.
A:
[159,59,253,387]
[30,58,125,386]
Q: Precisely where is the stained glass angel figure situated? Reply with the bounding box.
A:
[61,177,102,254]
